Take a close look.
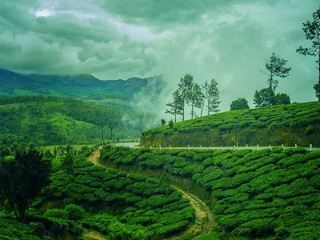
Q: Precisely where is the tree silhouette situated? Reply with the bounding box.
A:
[261,53,291,92]
[166,89,183,123]
[0,148,51,222]
[178,74,194,120]
[203,79,220,115]
[296,8,320,101]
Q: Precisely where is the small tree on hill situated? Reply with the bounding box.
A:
[273,93,291,105]
[296,8,320,101]
[230,98,249,110]
[0,148,51,222]
[166,89,183,123]
[254,88,275,107]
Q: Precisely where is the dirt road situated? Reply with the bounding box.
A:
[86,147,215,240]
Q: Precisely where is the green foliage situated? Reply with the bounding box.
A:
[0,148,51,222]
[65,204,87,220]
[141,101,320,147]
[44,208,68,219]
[254,87,275,107]
[273,93,291,105]
[296,8,320,101]
[61,152,74,174]
[102,146,320,239]
[45,150,194,239]
[0,96,142,145]
[0,218,40,240]
[230,98,249,110]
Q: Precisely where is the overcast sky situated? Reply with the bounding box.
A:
[0,0,319,114]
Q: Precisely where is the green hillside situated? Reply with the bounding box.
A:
[0,96,141,145]
[99,145,320,240]
[0,68,162,104]
[141,102,320,148]
[0,146,194,240]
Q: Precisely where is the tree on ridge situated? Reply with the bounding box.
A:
[296,8,320,101]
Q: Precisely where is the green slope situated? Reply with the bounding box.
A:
[99,145,320,240]
[0,96,141,145]
[141,102,320,147]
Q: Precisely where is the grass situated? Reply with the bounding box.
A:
[141,102,320,147]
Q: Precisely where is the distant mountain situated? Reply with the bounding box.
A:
[0,68,161,100]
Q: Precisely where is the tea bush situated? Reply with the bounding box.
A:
[101,146,320,239]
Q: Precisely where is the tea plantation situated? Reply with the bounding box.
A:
[141,102,320,147]
[0,148,195,240]
[100,145,320,239]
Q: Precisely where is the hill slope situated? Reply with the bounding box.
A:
[0,68,161,101]
[140,102,320,147]
[99,145,320,239]
[0,96,141,145]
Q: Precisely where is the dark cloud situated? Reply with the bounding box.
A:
[0,0,318,112]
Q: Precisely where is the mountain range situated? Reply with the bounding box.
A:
[0,68,160,101]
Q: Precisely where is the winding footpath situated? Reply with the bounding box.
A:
[86,147,215,240]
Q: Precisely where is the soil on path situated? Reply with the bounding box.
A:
[86,147,215,240]
[169,186,215,240]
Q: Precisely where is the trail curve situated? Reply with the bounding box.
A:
[86,147,215,240]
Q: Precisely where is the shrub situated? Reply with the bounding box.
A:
[304,125,314,134]
[65,204,86,220]
[44,208,68,219]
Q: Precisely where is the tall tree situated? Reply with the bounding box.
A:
[203,79,220,115]
[165,89,183,123]
[0,148,51,222]
[178,74,194,120]
[106,111,120,141]
[296,8,320,101]
[189,83,204,119]
[262,53,291,92]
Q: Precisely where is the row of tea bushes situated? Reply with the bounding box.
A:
[100,145,320,239]
[140,102,320,147]
[46,153,195,239]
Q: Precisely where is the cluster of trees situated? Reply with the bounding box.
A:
[166,74,220,122]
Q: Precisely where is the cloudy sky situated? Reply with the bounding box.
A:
[0,0,319,113]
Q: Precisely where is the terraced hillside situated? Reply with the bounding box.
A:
[99,145,320,239]
[0,147,195,240]
[141,102,320,148]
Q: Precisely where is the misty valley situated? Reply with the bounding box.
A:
[0,72,319,240]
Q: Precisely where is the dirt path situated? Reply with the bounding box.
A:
[86,146,103,166]
[83,229,106,240]
[169,186,215,240]
[86,147,215,240]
